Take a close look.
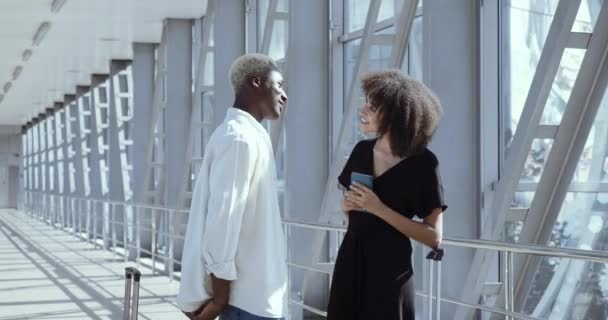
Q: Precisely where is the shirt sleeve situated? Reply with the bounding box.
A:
[417,159,448,219]
[201,138,255,281]
[176,165,213,312]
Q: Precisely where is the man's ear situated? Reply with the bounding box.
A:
[251,76,262,88]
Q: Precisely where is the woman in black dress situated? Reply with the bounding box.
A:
[327,70,447,320]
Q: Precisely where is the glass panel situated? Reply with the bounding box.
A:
[540,48,586,125]
[204,52,214,86]
[259,0,269,36]
[572,94,608,184]
[524,258,608,318]
[406,17,423,80]
[125,149,132,167]
[121,98,130,117]
[257,0,288,216]
[100,108,108,126]
[84,114,91,131]
[378,0,403,22]
[269,20,287,61]
[368,31,393,70]
[503,0,559,147]
[98,87,108,104]
[118,74,129,93]
[276,0,288,12]
[506,138,557,242]
[97,136,104,152]
[344,28,395,100]
[344,38,361,94]
[208,17,214,48]
[572,0,604,32]
[46,119,54,147]
[123,125,130,141]
[39,122,46,151]
[69,162,75,192]
[49,166,55,190]
[34,167,38,189]
[100,160,108,195]
[33,125,39,152]
[521,71,608,317]
[346,0,370,32]
[520,139,554,184]
[553,89,608,248]
[82,95,91,111]
[55,112,63,145]
[41,166,46,191]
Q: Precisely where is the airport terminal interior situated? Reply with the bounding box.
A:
[1,0,608,319]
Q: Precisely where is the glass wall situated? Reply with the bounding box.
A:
[16,1,608,318]
[340,0,422,151]
[258,0,289,214]
[501,0,608,317]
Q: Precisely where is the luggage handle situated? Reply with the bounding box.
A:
[124,267,141,320]
[426,248,444,320]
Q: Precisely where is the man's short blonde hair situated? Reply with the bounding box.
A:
[229,53,280,93]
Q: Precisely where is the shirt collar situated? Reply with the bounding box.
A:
[226,107,268,135]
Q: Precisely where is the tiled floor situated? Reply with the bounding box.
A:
[0,209,187,320]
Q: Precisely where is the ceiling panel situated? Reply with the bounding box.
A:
[0,0,206,125]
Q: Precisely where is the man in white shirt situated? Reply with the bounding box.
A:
[177,54,288,320]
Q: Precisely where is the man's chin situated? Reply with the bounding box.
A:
[272,107,282,119]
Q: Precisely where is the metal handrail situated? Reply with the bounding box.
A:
[25,190,187,278]
[443,237,608,263]
[280,219,607,320]
[26,190,189,214]
[281,219,608,263]
[24,191,608,320]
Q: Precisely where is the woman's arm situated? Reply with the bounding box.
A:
[348,183,443,248]
[376,205,443,249]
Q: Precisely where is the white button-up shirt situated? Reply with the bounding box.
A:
[177,108,287,318]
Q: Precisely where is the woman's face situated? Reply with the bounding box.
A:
[359,96,379,134]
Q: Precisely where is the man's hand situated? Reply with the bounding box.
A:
[183,299,211,319]
[188,273,230,319]
[193,300,227,320]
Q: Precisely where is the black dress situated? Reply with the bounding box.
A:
[327,139,447,320]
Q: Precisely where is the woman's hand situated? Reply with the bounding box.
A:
[341,194,362,216]
[347,183,386,215]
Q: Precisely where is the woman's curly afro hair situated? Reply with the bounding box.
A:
[361,69,443,158]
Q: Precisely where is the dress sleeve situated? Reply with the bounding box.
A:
[201,138,255,281]
[337,141,362,189]
[417,159,448,219]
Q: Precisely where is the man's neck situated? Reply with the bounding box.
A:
[233,98,263,122]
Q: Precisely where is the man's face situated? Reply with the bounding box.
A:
[259,70,287,120]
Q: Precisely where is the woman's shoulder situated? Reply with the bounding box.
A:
[420,147,439,167]
[353,138,376,152]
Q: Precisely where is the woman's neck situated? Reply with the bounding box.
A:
[375,136,393,156]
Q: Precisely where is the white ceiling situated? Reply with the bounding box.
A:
[0,0,207,125]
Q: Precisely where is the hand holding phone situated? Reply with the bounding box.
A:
[349,172,373,214]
